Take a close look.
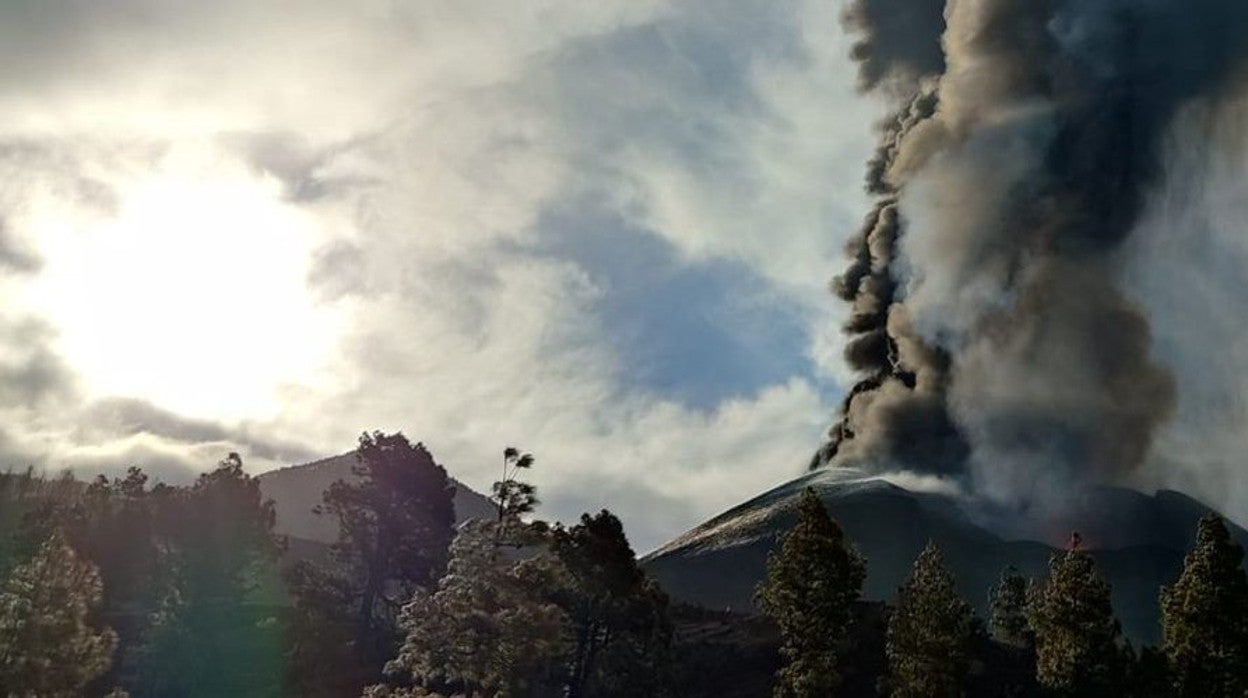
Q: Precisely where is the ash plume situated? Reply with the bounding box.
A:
[817,0,1248,500]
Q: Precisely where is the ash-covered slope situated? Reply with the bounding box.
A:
[257,452,496,544]
[642,469,1248,643]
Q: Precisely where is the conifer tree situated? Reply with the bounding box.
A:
[0,531,118,697]
[1027,541,1125,697]
[989,565,1031,648]
[1160,514,1248,697]
[70,468,170,692]
[321,433,456,638]
[376,453,563,696]
[375,457,672,698]
[135,454,284,697]
[551,510,674,698]
[756,488,866,697]
[379,519,569,697]
[885,542,973,698]
[288,432,458,694]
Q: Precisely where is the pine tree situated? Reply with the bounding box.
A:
[756,488,866,697]
[551,510,674,698]
[989,566,1031,648]
[885,542,973,698]
[321,433,456,638]
[73,468,171,679]
[1160,514,1248,697]
[0,531,118,697]
[1027,542,1125,697]
[379,519,569,697]
[288,432,458,694]
[376,456,559,697]
[135,454,284,697]
[376,461,672,698]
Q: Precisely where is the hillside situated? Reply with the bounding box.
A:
[257,452,497,544]
[643,468,1248,644]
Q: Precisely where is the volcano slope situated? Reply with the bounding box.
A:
[642,468,1248,643]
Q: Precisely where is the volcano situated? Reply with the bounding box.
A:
[642,469,1248,643]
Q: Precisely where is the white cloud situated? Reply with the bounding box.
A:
[0,0,881,550]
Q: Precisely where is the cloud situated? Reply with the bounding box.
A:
[0,0,883,550]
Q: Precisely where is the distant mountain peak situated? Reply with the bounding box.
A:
[644,470,1248,643]
[257,452,496,544]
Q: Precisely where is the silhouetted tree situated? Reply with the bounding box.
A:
[375,456,671,698]
[989,565,1032,648]
[756,488,866,697]
[1161,515,1248,697]
[1130,645,1173,697]
[885,542,973,698]
[0,469,82,580]
[1027,541,1126,697]
[494,447,537,521]
[552,510,674,698]
[0,531,118,696]
[285,560,361,698]
[288,432,457,693]
[0,468,46,579]
[67,467,171,688]
[134,454,284,697]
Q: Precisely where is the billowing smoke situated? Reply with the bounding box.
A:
[817,0,1248,502]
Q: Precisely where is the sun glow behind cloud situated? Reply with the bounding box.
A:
[0,0,886,550]
[20,145,346,422]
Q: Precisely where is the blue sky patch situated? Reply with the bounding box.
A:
[530,202,817,410]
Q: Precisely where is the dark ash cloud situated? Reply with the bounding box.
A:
[818,0,1248,501]
[842,0,946,90]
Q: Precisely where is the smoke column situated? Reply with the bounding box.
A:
[816,0,1248,502]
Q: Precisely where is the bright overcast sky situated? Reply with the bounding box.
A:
[0,1,885,551]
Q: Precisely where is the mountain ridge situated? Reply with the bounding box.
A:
[642,468,1248,643]
[257,452,497,544]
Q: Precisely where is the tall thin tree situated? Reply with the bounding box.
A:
[1161,515,1248,697]
[756,488,866,697]
[885,542,973,698]
[1027,538,1126,697]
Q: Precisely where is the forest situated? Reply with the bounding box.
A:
[1,432,1246,697]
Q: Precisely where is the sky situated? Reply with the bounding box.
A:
[0,1,885,552]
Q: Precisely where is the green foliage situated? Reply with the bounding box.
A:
[551,510,674,698]
[494,448,537,518]
[284,560,362,697]
[1027,545,1126,697]
[1130,645,1173,697]
[885,542,973,698]
[377,457,671,698]
[360,686,445,698]
[989,566,1032,648]
[160,453,281,598]
[756,488,866,697]
[135,589,285,698]
[0,469,82,580]
[380,520,569,697]
[289,432,458,694]
[0,531,118,697]
[67,467,172,687]
[1160,515,1248,697]
[321,433,456,592]
[132,454,285,698]
[73,468,167,612]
